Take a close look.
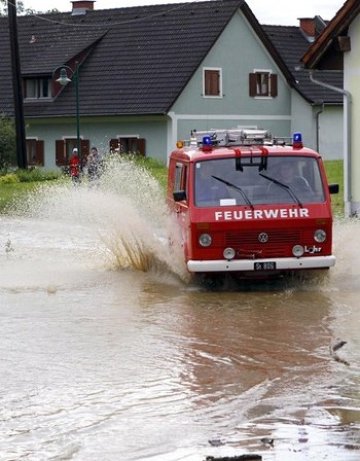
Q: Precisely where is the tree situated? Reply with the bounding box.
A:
[0,1,57,16]
[0,0,25,16]
[0,115,17,172]
[0,0,6,16]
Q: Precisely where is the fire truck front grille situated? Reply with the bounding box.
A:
[225,230,301,246]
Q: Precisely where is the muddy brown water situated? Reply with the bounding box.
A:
[0,160,359,460]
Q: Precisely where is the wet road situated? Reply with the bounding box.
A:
[0,168,359,461]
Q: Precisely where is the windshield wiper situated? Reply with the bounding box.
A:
[211,175,254,209]
[259,173,303,207]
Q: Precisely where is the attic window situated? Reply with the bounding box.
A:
[23,77,51,100]
[203,67,222,98]
[249,70,277,98]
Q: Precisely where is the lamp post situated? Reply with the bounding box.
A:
[53,63,81,164]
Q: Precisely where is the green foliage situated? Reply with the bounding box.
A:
[0,1,59,16]
[324,160,343,217]
[15,168,61,182]
[0,173,20,184]
[132,155,168,190]
[0,115,16,171]
[0,181,37,213]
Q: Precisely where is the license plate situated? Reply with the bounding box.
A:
[254,262,276,271]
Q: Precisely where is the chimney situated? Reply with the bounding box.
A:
[299,18,316,38]
[71,0,95,15]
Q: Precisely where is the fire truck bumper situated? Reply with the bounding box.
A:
[187,255,336,273]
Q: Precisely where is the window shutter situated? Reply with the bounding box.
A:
[35,140,44,166]
[81,139,90,165]
[205,70,220,96]
[137,138,146,156]
[270,74,278,97]
[55,140,66,166]
[109,138,119,153]
[249,73,257,97]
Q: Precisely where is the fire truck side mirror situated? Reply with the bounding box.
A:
[173,190,187,202]
[329,183,339,194]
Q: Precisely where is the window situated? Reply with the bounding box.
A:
[195,160,229,206]
[249,71,277,98]
[203,68,222,97]
[109,137,146,155]
[193,157,324,207]
[174,162,187,192]
[26,139,44,166]
[55,139,89,167]
[173,162,187,201]
[23,78,51,100]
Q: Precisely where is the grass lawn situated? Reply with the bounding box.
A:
[0,181,39,213]
[324,160,343,217]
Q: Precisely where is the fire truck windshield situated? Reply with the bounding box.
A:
[194,156,325,207]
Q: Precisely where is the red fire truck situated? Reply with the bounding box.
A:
[167,129,339,280]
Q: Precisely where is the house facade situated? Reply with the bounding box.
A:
[263,19,343,161]
[0,0,343,170]
[302,0,360,216]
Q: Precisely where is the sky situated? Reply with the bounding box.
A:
[20,0,345,26]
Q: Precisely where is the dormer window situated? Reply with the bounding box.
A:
[249,70,278,98]
[23,77,51,100]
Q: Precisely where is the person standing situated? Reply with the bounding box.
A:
[69,148,81,184]
[86,146,100,185]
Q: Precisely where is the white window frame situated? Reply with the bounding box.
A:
[253,68,273,99]
[203,67,223,99]
[24,77,52,100]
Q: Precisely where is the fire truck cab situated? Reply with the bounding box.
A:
[167,129,339,279]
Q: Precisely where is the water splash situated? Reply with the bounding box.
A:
[7,158,359,288]
[331,217,360,290]
[9,156,187,281]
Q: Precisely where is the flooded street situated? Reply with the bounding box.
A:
[0,160,359,460]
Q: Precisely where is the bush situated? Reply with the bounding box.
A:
[0,115,16,171]
[15,168,61,182]
[0,173,20,184]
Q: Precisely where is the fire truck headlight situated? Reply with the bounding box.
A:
[314,229,326,243]
[292,245,304,257]
[223,247,236,260]
[199,233,212,247]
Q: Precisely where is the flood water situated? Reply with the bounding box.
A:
[0,158,359,461]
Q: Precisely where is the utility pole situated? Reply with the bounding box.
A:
[8,0,27,169]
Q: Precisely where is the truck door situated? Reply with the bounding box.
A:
[171,161,189,254]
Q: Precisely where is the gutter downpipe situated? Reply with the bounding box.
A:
[167,111,177,166]
[314,101,324,152]
[309,71,352,217]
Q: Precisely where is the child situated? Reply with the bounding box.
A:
[69,148,81,184]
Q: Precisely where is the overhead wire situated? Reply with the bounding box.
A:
[5,0,205,29]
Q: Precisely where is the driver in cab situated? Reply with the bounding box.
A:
[271,160,311,194]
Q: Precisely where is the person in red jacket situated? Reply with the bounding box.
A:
[69,148,80,184]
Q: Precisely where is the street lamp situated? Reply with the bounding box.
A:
[53,63,81,164]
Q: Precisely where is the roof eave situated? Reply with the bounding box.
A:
[302,0,360,68]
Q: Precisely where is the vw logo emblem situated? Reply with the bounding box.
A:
[258,232,269,243]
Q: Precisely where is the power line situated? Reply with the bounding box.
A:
[6,0,197,29]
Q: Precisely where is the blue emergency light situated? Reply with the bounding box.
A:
[202,135,212,146]
[292,132,303,148]
[293,132,302,142]
[201,135,213,151]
